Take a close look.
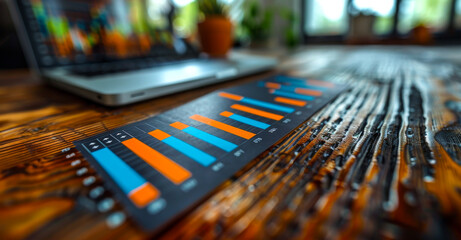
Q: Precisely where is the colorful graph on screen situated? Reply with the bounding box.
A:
[24,0,175,61]
[74,75,348,231]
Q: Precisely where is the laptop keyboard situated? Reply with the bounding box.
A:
[69,55,197,77]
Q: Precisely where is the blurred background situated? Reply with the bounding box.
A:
[1,0,460,69]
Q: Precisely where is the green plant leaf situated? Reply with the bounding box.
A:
[197,0,228,17]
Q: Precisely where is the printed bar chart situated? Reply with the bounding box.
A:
[122,138,191,184]
[295,88,322,96]
[274,80,327,90]
[274,97,307,107]
[84,143,159,207]
[149,129,216,167]
[190,114,256,139]
[74,75,347,231]
[231,104,284,120]
[262,81,322,96]
[269,89,315,101]
[219,92,294,113]
[259,81,323,96]
[275,75,334,89]
[170,122,238,152]
[220,111,270,129]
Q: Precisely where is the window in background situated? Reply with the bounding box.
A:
[147,0,172,29]
[351,0,396,35]
[456,0,461,29]
[305,0,348,36]
[398,0,451,34]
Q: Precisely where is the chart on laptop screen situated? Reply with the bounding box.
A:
[74,75,348,231]
[20,0,178,65]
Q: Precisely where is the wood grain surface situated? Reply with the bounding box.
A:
[1,46,461,240]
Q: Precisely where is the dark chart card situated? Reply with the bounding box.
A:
[74,75,348,231]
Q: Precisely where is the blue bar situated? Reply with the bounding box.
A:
[275,76,327,90]
[271,89,315,101]
[278,81,327,91]
[162,136,216,167]
[257,81,268,88]
[228,113,270,129]
[259,80,325,93]
[183,126,237,152]
[91,148,146,194]
[241,98,294,113]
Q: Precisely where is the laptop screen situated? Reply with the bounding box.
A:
[16,0,192,68]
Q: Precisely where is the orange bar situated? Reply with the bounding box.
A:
[122,138,191,184]
[190,114,255,139]
[170,122,189,130]
[220,111,233,117]
[218,92,243,101]
[265,82,281,89]
[307,79,334,88]
[231,104,284,121]
[274,97,306,107]
[294,88,323,96]
[128,182,159,208]
[150,129,171,141]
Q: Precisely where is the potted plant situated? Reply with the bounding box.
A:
[281,8,299,49]
[240,1,273,48]
[197,0,232,57]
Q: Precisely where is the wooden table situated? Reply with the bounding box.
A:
[1,46,461,239]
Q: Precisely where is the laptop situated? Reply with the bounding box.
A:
[8,0,276,106]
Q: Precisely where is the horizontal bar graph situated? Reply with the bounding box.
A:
[269,89,315,101]
[220,111,270,129]
[122,138,191,184]
[274,97,306,107]
[170,122,237,152]
[275,75,334,88]
[295,88,322,96]
[231,104,284,120]
[74,75,345,231]
[274,80,327,91]
[219,92,294,113]
[129,183,160,208]
[149,129,216,167]
[260,81,323,96]
[190,114,256,139]
[90,147,159,207]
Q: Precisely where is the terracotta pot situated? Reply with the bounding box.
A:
[197,17,233,57]
[411,25,433,45]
